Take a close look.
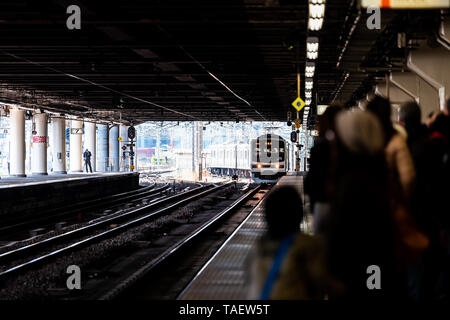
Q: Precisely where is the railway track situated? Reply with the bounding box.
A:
[0,181,233,282]
[0,182,164,236]
[103,183,270,300]
[0,180,202,244]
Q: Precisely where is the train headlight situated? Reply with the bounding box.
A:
[276,164,280,168]
[257,164,262,169]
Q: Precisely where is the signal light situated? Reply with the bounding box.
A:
[291,131,298,143]
[128,126,136,139]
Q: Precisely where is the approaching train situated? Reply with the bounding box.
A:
[206,134,294,181]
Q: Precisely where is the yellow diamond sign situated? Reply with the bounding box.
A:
[291,97,305,112]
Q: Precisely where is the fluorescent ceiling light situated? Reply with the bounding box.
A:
[307,52,318,59]
[306,37,319,59]
[309,4,325,18]
[308,17,324,31]
[305,62,315,77]
[305,64,315,73]
[307,42,319,52]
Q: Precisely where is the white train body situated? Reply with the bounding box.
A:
[206,143,252,177]
[206,134,292,181]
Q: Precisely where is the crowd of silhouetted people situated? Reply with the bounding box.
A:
[249,95,450,300]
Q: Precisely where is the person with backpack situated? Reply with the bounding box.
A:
[247,186,333,299]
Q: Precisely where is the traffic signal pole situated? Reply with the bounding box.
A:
[128,126,136,172]
[129,138,134,172]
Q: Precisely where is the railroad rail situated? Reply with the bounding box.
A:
[102,183,268,300]
[0,181,233,282]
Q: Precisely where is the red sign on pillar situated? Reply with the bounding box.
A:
[33,136,47,143]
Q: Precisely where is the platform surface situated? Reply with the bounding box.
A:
[179,174,306,300]
[0,172,140,217]
[0,172,133,189]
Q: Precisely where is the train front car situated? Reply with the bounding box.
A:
[250,134,287,182]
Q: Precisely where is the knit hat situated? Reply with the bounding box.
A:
[335,109,385,155]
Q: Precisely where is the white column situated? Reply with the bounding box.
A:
[96,124,108,172]
[51,117,66,173]
[9,108,26,177]
[70,119,83,172]
[31,113,48,175]
[84,121,96,172]
[108,125,119,172]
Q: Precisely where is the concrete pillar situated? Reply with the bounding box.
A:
[70,120,83,173]
[390,72,440,122]
[51,117,66,174]
[84,122,96,172]
[407,41,450,111]
[119,124,128,171]
[9,108,26,177]
[109,124,119,172]
[31,113,48,175]
[96,123,108,172]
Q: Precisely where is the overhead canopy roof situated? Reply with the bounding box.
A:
[0,0,442,125]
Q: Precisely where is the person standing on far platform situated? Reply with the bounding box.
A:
[83,148,93,173]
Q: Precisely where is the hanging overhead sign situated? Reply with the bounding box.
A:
[291,97,306,112]
[70,128,83,134]
[361,0,450,8]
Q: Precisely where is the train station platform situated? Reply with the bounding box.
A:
[0,172,140,218]
[179,173,307,300]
